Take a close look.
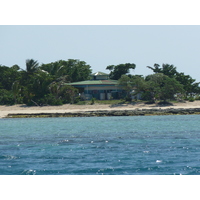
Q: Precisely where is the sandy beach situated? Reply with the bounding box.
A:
[1,101,200,118]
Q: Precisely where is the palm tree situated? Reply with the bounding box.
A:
[20,59,39,83]
[26,59,39,75]
[12,81,21,104]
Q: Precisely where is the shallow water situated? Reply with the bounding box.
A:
[1,115,200,175]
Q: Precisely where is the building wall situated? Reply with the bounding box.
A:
[82,85,125,100]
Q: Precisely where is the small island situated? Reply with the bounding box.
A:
[1,100,200,118]
[1,59,200,118]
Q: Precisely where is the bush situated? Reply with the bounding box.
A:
[125,96,132,102]
[141,91,152,101]
[145,101,155,104]
[195,95,200,100]
[75,100,86,105]
[73,96,80,104]
[157,101,173,105]
[91,97,96,105]
[188,97,195,102]
[0,89,15,105]
[38,94,63,105]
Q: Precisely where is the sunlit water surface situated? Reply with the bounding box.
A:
[1,115,200,175]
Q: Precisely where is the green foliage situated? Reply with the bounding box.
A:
[91,97,96,105]
[75,99,86,105]
[106,63,136,80]
[188,97,195,102]
[119,73,185,102]
[147,63,200,95]
[144,73,184,102]
[175,73,200,94]
[91,99,125,105]
[0,59,200,106]
[0,58,83,106]
[147,63,177,78]
[48,82,78,104]
[118,75,134,92]
[40,94,63,105]
[40,59,92,82]
[118,74,146,101]
[0,65,21,90]
[0,89,15,105]
[12,81,22,104]
[25,59,39,75]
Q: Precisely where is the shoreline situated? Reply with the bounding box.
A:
[1,101,200,118]
[5,108,200,118]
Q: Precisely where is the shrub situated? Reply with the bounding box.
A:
[73,96,80,104]
[188,97,195,102]
[91,97,96,105]
[75,100,86,105]
[39,94,63,105]
[0,89,15,105]
[125,96,132,102]
[195,95,200,100]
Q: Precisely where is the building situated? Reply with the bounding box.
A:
[68,72,125,100]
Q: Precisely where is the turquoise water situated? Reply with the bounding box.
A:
[1,115,200,175]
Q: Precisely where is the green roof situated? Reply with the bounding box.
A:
[69,79,118,86]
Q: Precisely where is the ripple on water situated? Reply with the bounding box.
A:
[1,115,200,175]
[1,155,18,160]
[21,169,36,175]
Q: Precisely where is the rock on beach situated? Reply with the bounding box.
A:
[1,101,200,118]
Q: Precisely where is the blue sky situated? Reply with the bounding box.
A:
[1,25,200,81]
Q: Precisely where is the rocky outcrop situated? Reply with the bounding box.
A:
[6,108,200,118]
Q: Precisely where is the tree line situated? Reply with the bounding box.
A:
[0,59,199,105]
[0,59,91,105]
[115,63,200,103]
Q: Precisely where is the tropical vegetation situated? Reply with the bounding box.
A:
[0,59,199,105]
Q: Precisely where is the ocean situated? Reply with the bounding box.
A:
[1,115,200,175]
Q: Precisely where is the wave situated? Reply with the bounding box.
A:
[0,155,18,160]
[21,169,36,175]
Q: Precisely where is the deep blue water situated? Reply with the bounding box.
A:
[0,115,200,175]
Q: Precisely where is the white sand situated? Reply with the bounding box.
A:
[1,101,200,118]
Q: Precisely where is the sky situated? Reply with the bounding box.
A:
[1,25,200,82]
